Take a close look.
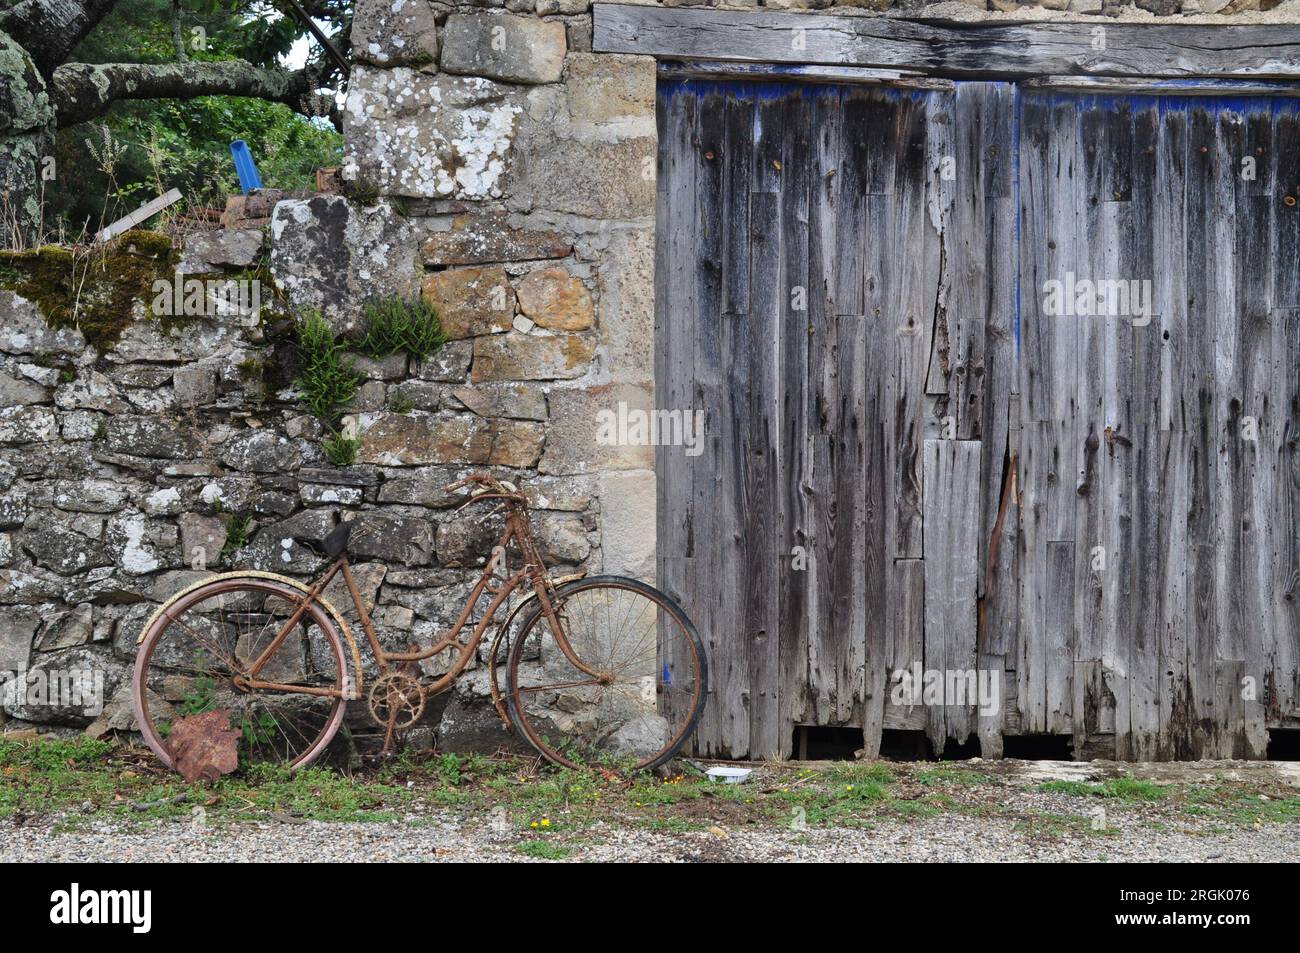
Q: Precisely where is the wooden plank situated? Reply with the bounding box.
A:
[691,83,753,757]
[923,439,982,749]
[1270,106,1300,725]
[654,80,696,747]
[1236,110,1276,759]
[721,89,753,318]
[1128,102,1163,761]
[1018,91,1077,738]
[657,60,945,87]
[804,84,845,734]
[1274,309,1300,725]
[744,186,782,760]
[776,88,813,759]
[1181,103,1219,758]
[1153,106,1190,758]
[1099,197,1135,756]
[1024,77,1300,96]
[1072,98,1105,695]
[861,195,891,758]
[1044,538,1076,742]
[95,188,182,242]
[594,5,1300,79]
[1073,659,1117,760]
[923,85,955,399]
[884,559,926,731]
[884,89,941,561]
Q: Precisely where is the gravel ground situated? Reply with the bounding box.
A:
[5,756,1298,863]
[4,809,1297,863]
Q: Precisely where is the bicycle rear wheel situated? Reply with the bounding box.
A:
[505,576,706,771]
[132,576,349,773]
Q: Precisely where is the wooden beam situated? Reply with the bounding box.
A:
[595,4,1300,80]
[656,59,951,89]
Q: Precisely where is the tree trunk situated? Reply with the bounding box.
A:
[0,29,55,248]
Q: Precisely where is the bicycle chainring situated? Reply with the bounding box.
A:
[367,672,426,730]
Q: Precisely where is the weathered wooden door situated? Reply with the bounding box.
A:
[655,75,1300,761]
[655,77,1015,760]
[1018,89,1300,759]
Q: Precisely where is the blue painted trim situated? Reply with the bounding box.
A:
[1022,88,1300,117]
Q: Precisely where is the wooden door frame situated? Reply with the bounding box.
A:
[594,3,1300,84]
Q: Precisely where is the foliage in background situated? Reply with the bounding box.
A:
[48,0,346,234]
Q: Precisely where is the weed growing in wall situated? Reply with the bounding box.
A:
[356,296,446,360]
[322,432,361,466]
[294,309,362,420]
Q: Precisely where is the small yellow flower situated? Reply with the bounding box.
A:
[530,821,539,829]
[541,818,551,827]
[846,785,854,791]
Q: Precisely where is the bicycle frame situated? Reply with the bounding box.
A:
[238,495,602,705]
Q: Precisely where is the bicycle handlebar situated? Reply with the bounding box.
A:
[442,471,522,499]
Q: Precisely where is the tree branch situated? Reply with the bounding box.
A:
[0,0,121,77]
[51,59,314,126]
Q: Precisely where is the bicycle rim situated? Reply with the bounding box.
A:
[132,578,348,772]
[506,576,706,771]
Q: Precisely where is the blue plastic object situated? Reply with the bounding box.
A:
[230,140,263,194]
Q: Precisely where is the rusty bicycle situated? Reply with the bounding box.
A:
[130,471,707,774]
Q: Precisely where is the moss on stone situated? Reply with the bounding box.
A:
[0,229,180,351]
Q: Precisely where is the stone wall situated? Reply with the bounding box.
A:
[0,199,654,751]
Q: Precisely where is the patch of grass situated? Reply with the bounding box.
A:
[516,840,570,860]
[228,764,407,822]
[1012,810,1114,838]
[916,766,997,787]
[1182,784,1300,825]
[357,296,446,361]
[294,309,362,420]
[1038,777,1166,802]
[0,738,408,826]
[628,774,705,807]
[826,761,895,786]
[388,391,416,414]
[321,430,361,466]
[0,738,175,820]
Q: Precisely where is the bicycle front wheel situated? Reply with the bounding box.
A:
[505,576,707,771]
[132,576,349,773]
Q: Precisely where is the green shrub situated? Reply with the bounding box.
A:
[294,310,362,419]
